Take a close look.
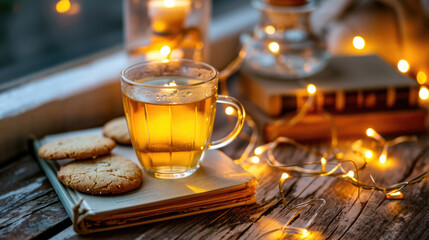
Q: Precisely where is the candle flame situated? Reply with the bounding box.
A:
[164,0,175,7]
[321,158,326,165]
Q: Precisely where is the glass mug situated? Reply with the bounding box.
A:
[121,59,245,179]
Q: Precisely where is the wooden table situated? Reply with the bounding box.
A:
[2,79,429,239]
[2,132,429,240]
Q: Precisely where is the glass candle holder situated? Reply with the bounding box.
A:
[243,0,329,79]
[124,0,210,62]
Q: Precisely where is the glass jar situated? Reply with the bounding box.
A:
[123,0,210,62]
[243,0,329,79]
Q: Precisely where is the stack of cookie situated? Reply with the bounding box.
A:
[38,117,142,195]
[102,117,132,145]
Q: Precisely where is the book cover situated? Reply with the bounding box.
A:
[240,55,419,117]
[33,128,256,234]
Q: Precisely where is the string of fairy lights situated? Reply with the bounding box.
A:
[218,32,429,238]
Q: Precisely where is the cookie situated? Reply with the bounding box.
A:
[103,117,132,145]
[57,155,142,194]
[38,135,116,160]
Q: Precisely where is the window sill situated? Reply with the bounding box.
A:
[0,5,258,162]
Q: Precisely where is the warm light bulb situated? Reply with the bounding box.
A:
[251,156,260,164]
[353,36,365,50]
[321,158,326,165]
[164,0,175,7]
[301,229,310,238]
[281,173,289,180]
[386,191,404,199]
[347,171,354,178]
[417,71,427,85]
[419,86,429,100]
[307,84,316,95]
[379,154,386,164]
[56,0,71,13]
[254,147,263,155]
[397,60,410,73]
[366,128,375,137]
[365,150,373,159]
[160,46,171,57]
[264,25,276,35]
[225,106,234,115]
[268,42,280,53]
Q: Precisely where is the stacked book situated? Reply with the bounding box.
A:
[238,55,427,141]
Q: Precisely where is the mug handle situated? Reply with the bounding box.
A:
[208,95,246,149]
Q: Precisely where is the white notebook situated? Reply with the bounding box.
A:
[34,128,256,235]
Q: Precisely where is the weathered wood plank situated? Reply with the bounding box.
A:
[2,121,429,239]
[0,154,70,240]
[50,138,429,240]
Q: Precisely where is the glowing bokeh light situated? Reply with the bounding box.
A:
[366,128,375,137]
[301,229,310,238]
[268,42,280,53]
[281,173,289,180]
[397,59,410,73]
[353,36,365,50]
[225,106,234,115]
[160,46,171,57]
[379,154,386,164]
[251,156,260,164]
[307,84,316,95]
[264,25,276,35]
[417,71,427,84]
[419,86,429,100]
[164,0,175,7]
[365,150,373,159]
[56,0,71,13]
[254,147,263,155]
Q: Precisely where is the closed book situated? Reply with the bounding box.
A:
[236,92,427,142]
[32,128,256,235]
[240,55,419,117]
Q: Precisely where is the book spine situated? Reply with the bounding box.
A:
[280,87,419,116]
[264,109,427,142]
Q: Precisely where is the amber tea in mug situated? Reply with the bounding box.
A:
[121,60,245,179]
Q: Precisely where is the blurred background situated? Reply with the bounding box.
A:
[1,0,429,87]
[0,0,248,87]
